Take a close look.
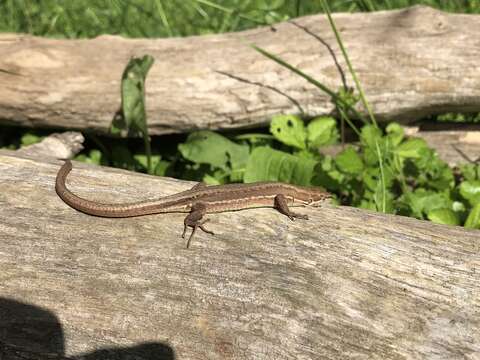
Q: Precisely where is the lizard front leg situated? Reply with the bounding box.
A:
[182,202,214,248]
[274,194,308,220]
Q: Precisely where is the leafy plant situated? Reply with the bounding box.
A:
[111,55,155,173]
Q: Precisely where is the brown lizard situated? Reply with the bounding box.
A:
[55,160,331,247]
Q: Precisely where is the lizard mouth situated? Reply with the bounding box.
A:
[308,199,330,207]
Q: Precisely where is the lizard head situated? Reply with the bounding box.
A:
[291,185,332,207]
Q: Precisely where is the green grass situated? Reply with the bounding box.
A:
[0,0,479,39]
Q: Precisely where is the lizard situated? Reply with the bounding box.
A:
[55,160,331,248]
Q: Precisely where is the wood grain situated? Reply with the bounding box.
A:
[0,151,479,359]
[1,6,480,135]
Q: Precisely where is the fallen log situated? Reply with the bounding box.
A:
[0,151,479,359]
[1,5,480,135]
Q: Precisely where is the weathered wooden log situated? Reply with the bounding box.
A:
[0,151,479,359]
[1,5,480,135]
[15,131,84,159]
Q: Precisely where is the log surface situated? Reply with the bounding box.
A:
[0,151,479,359]
[1,6,480,135]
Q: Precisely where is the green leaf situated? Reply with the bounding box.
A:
[312,156,344,191]
[110,55,155,173]
[452,201,466,213]
[133,154,170,176]
[359,199,376,211]
[153,160,170,176]
[74,149,104,165]
[360,124,382,149]
[459,180,480,206]
[270,114,307,149]
[178,131,249,174]
[427,208,459,226]
[335,146,364,174]
[21,132,42,146]
[202,174,222,185]
[134,154,159,170]
[337,87,360,109]
[307,116,339,148]
[244,146,317,185]
[385,123,404,147]
[234,133,274,147]
[362,166,394,192]
[394,138,428,159]
[401,189,452,219]
[437,113,468,123]
[112,55,155,136]
[373,186,394,214]
[464,203,480,229]
[459,164,480,182]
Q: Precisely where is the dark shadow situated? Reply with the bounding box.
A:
[76,343,175,360]
[0,298,175,360]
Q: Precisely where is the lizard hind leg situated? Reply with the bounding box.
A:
[182,202,214,248]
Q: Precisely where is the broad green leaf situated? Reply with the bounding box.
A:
[359,199,376,211]
[312,156,344,191]
[337,87,360,109]
[74,149,104,165]
[402,189,452,219]
[395,138,428,159]
[335,146,364,174]
[202,174,222,185]
[134,155,170,176]
[422,192,452,215]
[205,169,229,185]
[178,131,249,173]
[255,0,285,10]
[386,123,404,147]
[134,154,160,170]
[294,149,321,161]
[362,166,395,192]
[307,116,339,148]
[111,55,155,173]
[244,146,317,185]
[234,133,274,147]
[21,132,42,146]
[360,124,382,149]
[153,160,170,176]
[459,164,480,182]
[427,208,459,226]
[465,203,480,228]
[425,159,455,190]
[459,180,480,206]
[437,113,467,123]
[112,55,155,136]
[373,186,394,214]
[270,115,307,149]
[452,201,466,213]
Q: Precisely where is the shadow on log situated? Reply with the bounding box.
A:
[0,150,479,359]
[1,5,480,135]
